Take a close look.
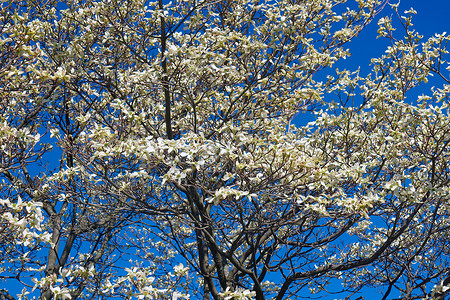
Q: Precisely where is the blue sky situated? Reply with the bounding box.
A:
[343,0,450,77]
[294,0,450,126]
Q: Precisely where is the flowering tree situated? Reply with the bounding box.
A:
[1,0,450,299]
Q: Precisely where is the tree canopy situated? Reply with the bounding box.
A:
[1,0,450,299]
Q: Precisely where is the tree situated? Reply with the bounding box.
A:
[1,0,450,299]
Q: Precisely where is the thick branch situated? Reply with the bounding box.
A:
[159,0,173,140]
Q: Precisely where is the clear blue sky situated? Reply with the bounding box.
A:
[344,0,450,76]
[294,0,450,127]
